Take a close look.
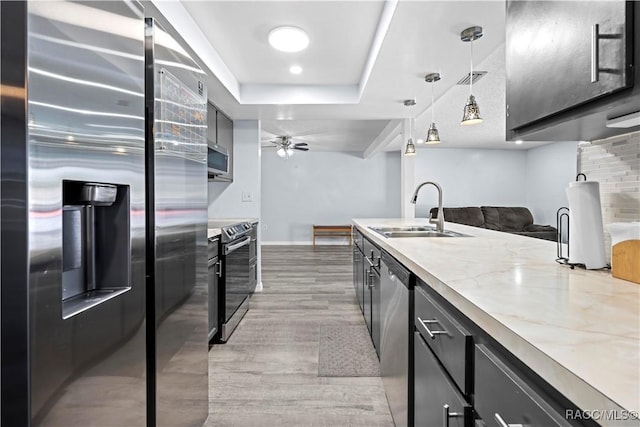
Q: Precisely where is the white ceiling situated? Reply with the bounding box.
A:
[182,1,385,86]
[261,119,391,151]
[156,0,537,154]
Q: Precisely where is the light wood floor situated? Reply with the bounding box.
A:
[206,245,394,427]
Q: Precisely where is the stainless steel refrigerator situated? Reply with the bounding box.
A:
[0,2,209,426]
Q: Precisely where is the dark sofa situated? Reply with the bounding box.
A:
[429,206,557,241]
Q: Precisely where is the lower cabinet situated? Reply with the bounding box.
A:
[370,265,381,356]
[474,345,572,427]
[413,279,595,427]
[414,332,473,427]
[353,238,364,313]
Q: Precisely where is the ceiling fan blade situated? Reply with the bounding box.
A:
[293,147,309,151]
[293,142,308,147]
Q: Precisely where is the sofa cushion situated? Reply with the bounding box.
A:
[430,207,485,228]
[481,206,533,232]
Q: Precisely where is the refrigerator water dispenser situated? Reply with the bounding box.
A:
[61,181,131,319]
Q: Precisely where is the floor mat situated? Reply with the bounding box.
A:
[318,325,380,377]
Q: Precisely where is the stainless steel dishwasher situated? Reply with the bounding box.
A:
[380,251,413,427]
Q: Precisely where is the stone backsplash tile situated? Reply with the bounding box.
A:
[578,131,640,261]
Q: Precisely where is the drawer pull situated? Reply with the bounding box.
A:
[443,404,462,427]
[494,413,525,427]
[418,316,449,339]
[367,271,376,288]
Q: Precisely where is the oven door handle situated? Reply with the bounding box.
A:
[224,236,251,255]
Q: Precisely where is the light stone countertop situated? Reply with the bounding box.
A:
[353,218,640,425]
[207,228,221,239]
[208,218,259,228]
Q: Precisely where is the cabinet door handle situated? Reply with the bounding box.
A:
[442,404,462,427]
[591,24,599,83]
[417,317,449,339]
[367,271,376,288]
[494,413,525,427]
[215,261,223,278]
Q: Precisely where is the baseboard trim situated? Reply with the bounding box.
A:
[262,240,351,246]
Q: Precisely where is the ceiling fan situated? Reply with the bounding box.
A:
[265,136,310,159]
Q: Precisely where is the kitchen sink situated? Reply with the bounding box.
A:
[369,226,470,238]
[370,226,435,233]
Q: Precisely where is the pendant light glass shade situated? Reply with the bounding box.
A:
[424,72,441,144]
[404,138,416,156]
[460,26,483,126]
[425,123,441,144]
[461,94,483,125]
[404,116,417,156]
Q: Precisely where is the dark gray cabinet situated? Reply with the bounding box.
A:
[363,237,381,356]
[506,1,638,141]
[249,222,258,291]
[414,332,473,427]
[208,237,220,342]
[475,345,572,427]
[216,111,233,181]
[206,102,217,145]
[414,285,473,396]
[353,230,365,313]
[414,279,594,427]
[207,103,233,182]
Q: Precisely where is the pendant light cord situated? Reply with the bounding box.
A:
[431,82,435,123]
[469,39,474,96]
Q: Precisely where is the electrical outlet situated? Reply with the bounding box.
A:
[241,191,253,202]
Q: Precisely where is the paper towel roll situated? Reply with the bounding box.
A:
[566,181,607,269]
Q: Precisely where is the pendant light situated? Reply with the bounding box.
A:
[404,116,416,156]
[461,26,483,125]
[424,72,441,144]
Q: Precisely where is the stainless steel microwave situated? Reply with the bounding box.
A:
[207,143,229,175]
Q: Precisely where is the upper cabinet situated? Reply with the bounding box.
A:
[506,1,639,141]
[207,102,233,182]
[207,102,217,145]
[215,111,233,181]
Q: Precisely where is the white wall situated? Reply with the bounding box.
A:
[208,120,261,219]
[261,151,401,243]
[526,141,578,226]
[412,148,528,217]
[208,120,262,286]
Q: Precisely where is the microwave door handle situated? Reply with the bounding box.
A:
[224,236,251,255]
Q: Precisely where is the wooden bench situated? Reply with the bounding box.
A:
[312,225,352,246]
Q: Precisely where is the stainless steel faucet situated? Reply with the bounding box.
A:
[410,181,444,232]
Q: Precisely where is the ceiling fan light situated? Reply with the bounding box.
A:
[268,26,309,52]
[461,94,483,125]
[404,138,416,156]
[277,147,287,158]
[425,123,441,144]
[286,148,294,156]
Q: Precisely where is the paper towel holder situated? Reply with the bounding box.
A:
[556,206,576,268]
[576,173,587,181]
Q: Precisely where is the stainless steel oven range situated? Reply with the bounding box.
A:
[216,222,256,342]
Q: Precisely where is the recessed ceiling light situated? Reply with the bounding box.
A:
[515,140,524,145]
[289,65,302,75]
[268,26,309,52]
